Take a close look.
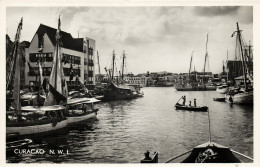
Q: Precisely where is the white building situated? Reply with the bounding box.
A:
[25,24,96,88]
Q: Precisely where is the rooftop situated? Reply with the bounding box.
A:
[35,24,84,52]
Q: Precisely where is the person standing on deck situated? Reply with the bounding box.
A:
[194,99,197,107]
[189,101,191,107]
[182,96,186,105]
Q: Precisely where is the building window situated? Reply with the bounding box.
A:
[63,54,81,65]
[63,67,80,77]
[38,34,44,48]
[29,53,53,62]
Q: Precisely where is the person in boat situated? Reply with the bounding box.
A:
[182,96,186,105]
[189,101,191,107]
[143,151,152,160]
[194,99,197,107]
[229,95,233,107]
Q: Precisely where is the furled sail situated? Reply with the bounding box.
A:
[44,16,68,105]
[8,18,23,115]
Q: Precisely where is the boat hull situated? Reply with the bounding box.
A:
[103,92,141,101]
[6,119,67,138]
[164,142,251,163]
[175,85,216,91]
[225,91,253,104]
[175,104,208,112]
[66,111,97,125]
[216,87,229,94]
[213,98,226,102]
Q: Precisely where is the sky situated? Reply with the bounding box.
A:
[6,6,253,75]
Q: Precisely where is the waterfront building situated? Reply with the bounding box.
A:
[124,74,146,87]
[24,24,96,89]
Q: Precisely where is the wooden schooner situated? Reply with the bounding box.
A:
[103,50,144,101]
[6,17,67,139]
[225,23,253,104]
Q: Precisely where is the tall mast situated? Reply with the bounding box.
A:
[194,65,196,81]
[112,50,115,80]
[203,34,209,84]
[11,18,23,115]
[97,51,101,75]
[236,22,247,91]
[6,18,23,91]
[122,50,126,81]
[226,50,229,82]
[188,51,193,83]
[44,15,67,105]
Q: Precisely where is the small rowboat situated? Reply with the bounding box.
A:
[213,97,226,102]
[175,103,208,112]
[6,138,33,152]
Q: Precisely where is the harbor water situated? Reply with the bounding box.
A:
[7,87,253,163]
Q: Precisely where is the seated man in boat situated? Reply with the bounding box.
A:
[143,151,152,160]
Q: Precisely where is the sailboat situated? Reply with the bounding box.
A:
[174,52,194,91]
[216,52,229,94]
[103,50,144,101]
[225,23,253,104]
[202,34,216,91]
[6,18,67,139]
[175,35,216,91]
[42,17,100,126]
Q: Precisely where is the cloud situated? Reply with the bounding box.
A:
[6,6,253,74]
[194,6,240,17]
[64,7,186,46]
[237,6,253,24]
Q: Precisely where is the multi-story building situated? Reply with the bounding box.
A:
[85,37,96,86]
[24,24,96,89]
[124,74,146,87]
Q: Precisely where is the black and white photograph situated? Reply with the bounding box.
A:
[1,0,257,164]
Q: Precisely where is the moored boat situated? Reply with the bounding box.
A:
[66,97,100,125]
[6,18,68,140]
[213,97,226,102]
[103,50,144,101]
[104,82,143,101]
[7,105,67,138]
[225,89,253,104]
[216,84,229,94]
[174,83,193,91]
[205,83,217,90]
[224,23,253,105]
